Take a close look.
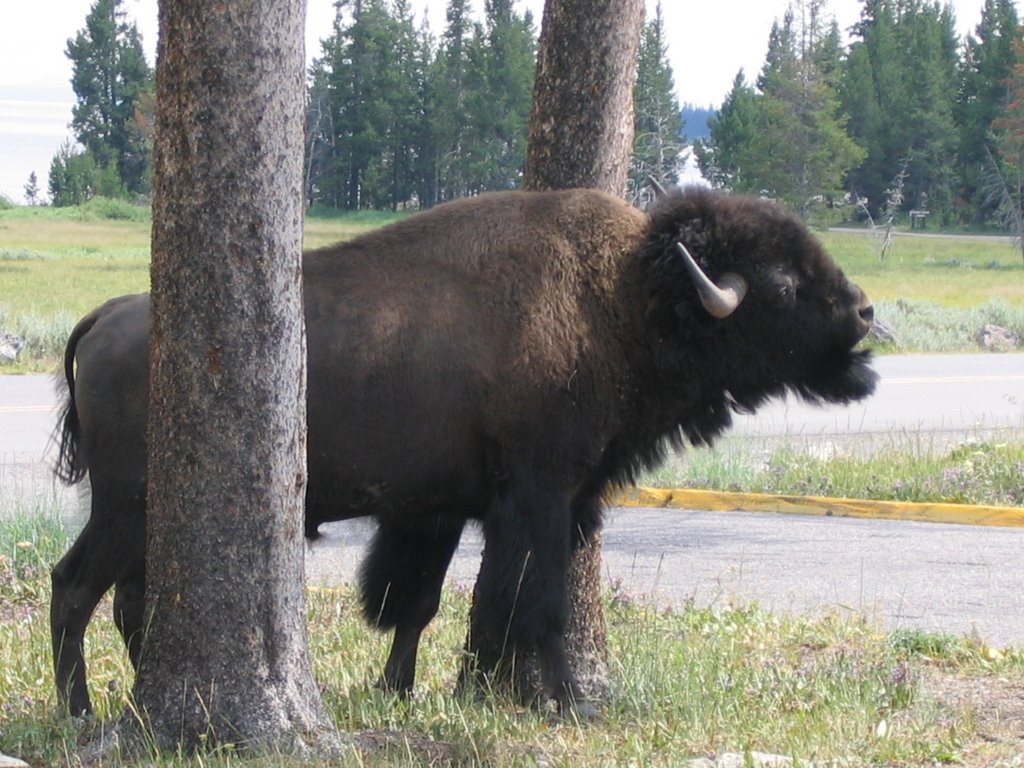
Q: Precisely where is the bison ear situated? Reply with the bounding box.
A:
[676,242,748,319]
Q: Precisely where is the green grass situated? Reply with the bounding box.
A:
[2,509,1023,767]
[0,202,402,372]
[643,438,1024,507]
[821,230,1024,308]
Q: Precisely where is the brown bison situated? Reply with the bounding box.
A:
[52,187,876,716]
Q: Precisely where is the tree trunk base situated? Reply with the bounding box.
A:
[563,530,611,703]
[77,700,346,764]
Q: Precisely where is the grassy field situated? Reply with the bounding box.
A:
[2,200,1023,371]
[824,230,1024,308]
[3,510,1024,767]
[0,202,399,372]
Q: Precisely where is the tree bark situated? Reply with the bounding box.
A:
[524,0,643,195]
[121,0,338,755]
[466,0,643,707]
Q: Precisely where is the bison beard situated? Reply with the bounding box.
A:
[50,187,876,717]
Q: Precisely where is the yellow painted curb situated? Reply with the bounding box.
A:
[611,487,1024,529]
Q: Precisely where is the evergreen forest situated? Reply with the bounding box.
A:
[43,0,1024,230]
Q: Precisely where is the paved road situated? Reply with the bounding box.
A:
[2,353,1023,646]
[306,508,1024,648]
[728,352,1024,444]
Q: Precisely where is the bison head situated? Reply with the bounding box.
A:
[640,187,877,427]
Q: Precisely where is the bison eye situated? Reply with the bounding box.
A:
[773,273,799,301]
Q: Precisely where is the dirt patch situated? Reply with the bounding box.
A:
[917,666,1024,766]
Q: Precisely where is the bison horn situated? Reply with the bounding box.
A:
[676,242,748,319]
[648,175,669,197]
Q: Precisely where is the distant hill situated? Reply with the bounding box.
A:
[681,103,715,142]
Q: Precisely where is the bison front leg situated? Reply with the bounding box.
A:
[358,517,465,694]
[465,475,590,716]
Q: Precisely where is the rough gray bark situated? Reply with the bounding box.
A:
[524,0,644,196]
[467,0,643,707]
[122,0,339,755]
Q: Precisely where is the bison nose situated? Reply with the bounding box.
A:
[855,291,874,338]
[859,301,874,326]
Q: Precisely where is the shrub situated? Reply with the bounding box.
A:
[79,196,151,222]
[872,298,1024,352]
[8,312,78,368]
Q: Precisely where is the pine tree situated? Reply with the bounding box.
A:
[902,1,959,219]
[129,0,338,753]
[840,0,959,221]
[376,0,425,209]
[958,0,1021,223]
[478,0,536,191]
[985,36,1024,258]
[630,1,685,203]
[308,0,408,207]
[427,0,474,202]
[428,0,534,200]
[706,1,862,216]
[307,0,535,209]
[23,172,40,206]
[65,0,153,196]
[305,52,338,207]
[48,139,122,206]
[695,70,761,190]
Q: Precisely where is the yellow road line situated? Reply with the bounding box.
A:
[0,404,59,414]
[612,487,1024,528]
[883,374,1024,385]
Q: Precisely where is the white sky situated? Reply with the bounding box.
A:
[0,0,1020,202]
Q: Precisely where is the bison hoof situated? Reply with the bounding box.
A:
[374,676,413,699]
[557,697,601,722]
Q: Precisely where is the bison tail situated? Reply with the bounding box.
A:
[54,398,86,485]
[52,311,97,485]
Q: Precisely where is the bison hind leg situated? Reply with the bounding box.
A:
[113,560,146,669]
[358,517,465,693]
[51,518,131,716]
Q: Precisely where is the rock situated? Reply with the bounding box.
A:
[688,753,806,765]
[685,753,800,768]
[976,323,1019,351]
[0,752,29,768]
[868,317,897,345]
[0,331,24,362]
[719,753,794,768]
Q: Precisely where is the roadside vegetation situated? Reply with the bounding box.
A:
[645,438,1024,507]
[2,509,1024,767]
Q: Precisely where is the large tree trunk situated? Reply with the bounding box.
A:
[466,0,643,708]
[524,0,643,195]
[121,0,338,755]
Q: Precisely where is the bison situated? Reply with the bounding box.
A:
[51,187,876,717]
